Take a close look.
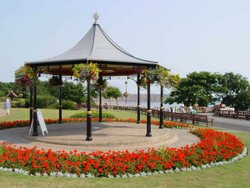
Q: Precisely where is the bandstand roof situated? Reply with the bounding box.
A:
[26,16,157,76]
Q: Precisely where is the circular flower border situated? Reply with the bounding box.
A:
[0,118,247,178]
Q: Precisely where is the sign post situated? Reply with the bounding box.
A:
[29,109,48,136]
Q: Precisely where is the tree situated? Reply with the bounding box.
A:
[166,72,220,106]
[103,86,122,106]
[0,82,15,97]
[61,82,86,104]
[218,72,250,110]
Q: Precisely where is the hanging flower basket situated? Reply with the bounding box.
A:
[138,67,180,88]
[138,69,155,88]
[72,63,100,82]
[15,65,37,86]
[137,75,148,88]
[49,76,63,86]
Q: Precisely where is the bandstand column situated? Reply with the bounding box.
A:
[159,85,164,129]
[86,76,92,141]
[99,75,103,122]
[137,74,140,124]
[146,80,152,137]
[59,75,62,124]
[32,67,38,136]
[29,85,33,126]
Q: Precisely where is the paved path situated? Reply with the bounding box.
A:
[0,122,199,153]
[204,113,250,132]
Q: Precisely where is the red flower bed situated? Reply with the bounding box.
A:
[0,119,245,177]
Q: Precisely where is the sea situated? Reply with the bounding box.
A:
[106,100,180,109]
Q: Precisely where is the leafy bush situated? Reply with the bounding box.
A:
[70,111,115,118]
[0,96,7,102]
[46,103,58,109]
[10,101,18,108]
[15,99,26,108]
[36,95,57,108]
[62,100,77,110]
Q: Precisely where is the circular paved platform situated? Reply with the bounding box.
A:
[0,122,199,152]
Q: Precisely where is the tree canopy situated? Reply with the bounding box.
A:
[166,71,250,110]
[103,86,122,106]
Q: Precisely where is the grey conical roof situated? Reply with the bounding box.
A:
[26,23,157,66]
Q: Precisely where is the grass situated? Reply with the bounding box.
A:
[0,108,249,187]
[0,108,151,122]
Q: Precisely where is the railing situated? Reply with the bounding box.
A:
[95,105,213,126]
[215,110,250,120]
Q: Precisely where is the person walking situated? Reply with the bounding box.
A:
[4,98,11,116]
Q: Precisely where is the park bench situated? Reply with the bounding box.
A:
[192,114,213,126]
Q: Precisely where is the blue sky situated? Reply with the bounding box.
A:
[0,0,250,94]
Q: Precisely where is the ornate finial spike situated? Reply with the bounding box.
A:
[93,12,100,23]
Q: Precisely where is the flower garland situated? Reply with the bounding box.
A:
[15,65,37,86]
[0,118,246,178]
[72,63,100,82]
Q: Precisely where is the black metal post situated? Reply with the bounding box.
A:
[146,80,152,137]
[159,85,164,129]
[59,75,62,124]
[32,69,38,136]
[137,74,140,124]
[86,77,92,141]
[99,75,103,122]
[29,85,33,126]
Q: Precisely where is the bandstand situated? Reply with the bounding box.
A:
[26,14,163,141]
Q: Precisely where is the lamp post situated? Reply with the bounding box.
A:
[128,75,140,124]
[124,81,128,107]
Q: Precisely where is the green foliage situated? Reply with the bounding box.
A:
[0,82,16,97]
[0,96,7,102]
[218,72,250,110]
[70,111,115,118]
[103,86,122,106]
[166,71,220,106]
[36,95,57,108]
[62,100,77,110]
[61,82,86,104]
[166,71,250,109]
[48,76,63,86]
[11,99,26,108]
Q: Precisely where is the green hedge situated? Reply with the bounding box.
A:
[70,111,115,118]
[62,100,77,110]
[36,95,57,108]
[10,99,27,108]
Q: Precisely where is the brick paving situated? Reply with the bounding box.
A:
[0,122,199,153]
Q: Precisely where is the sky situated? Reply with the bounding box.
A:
[0,0,250,94]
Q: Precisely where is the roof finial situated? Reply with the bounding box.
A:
[93,12,100,24]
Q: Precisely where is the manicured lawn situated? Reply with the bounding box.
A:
[0,108,145,122]
[0,108,249,187]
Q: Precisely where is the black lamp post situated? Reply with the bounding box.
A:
[32,67,38,136]
[59,75,62,124]
[99,75,103,122]
[127,75,141,124]
[124,81,128,107]
[146,79,152,137]
[29,85,33,126]
[86,76,92,141]
[159,85,164,129]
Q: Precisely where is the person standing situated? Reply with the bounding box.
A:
[4,98,11,116]
[179,102,185,113]
[188,105,193,114]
